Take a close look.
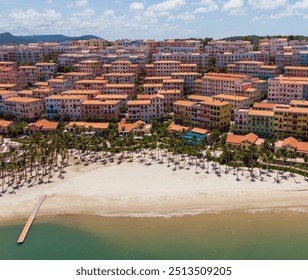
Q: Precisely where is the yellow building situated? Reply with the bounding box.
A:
[173,99,231,130]
[274,105,308,138]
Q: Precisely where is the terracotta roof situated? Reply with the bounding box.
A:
[4,97,42,103]
[95,94,128,99]
[139,94,164,100]
[213,94,250,101]
[0,119,13,128]
[248,110,274,117]
[253,103,277,109]
[158,89,181,94]
[29,119,58,130]
[191,128,210,135]
[168,123,189,132]
[226,133,259,145]
[173,100,196,107]
[128,100,151,105]
[118,120,145,132]
[85,122,109,129]
[105,84,135,88]
[296,142,308,153]
[187,94,213,102]
[46,95,87,100]
[75,80,107,84]
[282,137,298,148]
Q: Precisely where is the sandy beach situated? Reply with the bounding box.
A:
[0,157,308,222]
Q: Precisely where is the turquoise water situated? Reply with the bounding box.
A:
[1,212,308,260]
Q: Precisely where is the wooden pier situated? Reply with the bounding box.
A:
[17,195,47,244]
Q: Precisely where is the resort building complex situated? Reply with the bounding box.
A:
[0,36,308,141]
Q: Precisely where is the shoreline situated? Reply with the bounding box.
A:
[0,156,308,223]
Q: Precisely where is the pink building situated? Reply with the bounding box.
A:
[128,95,164,122]
[81,100,121,120]
[3,97,44,121]
[104,84,136,98]
[74,79,108,92]
[103,73,136,84]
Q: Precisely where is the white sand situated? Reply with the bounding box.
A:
[0,159,308,221]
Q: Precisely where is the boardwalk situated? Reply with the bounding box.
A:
[17,195,47,244]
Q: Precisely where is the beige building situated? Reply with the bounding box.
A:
[45,95,88,120]
[128,95,164,122]
[3,97,44,121]
[268,76,308,104]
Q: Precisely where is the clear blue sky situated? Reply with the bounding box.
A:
[0,0,307,40]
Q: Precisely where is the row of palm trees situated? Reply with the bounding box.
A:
[1,120,307,196]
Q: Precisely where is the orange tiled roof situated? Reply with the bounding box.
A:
[29,119,59,130]
[167,123,189,132]
[0,119,13,128]
[226,133,258,145]
[118,119,145,132]
[191,128,210,135]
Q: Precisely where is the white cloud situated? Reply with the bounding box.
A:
[46,0,53,3]
[222,0,244,15]
[129,2,145,11]
[177,12,196,22]
[72,8,95,17]
[104,10,115,17]
[76,0,88,7]
[292,0,308,9]
[6,9,63,33]
[197,0,219,11]
[248,0,288,10]
[148,0,187,12]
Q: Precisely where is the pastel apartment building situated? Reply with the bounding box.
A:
[102,60,139,74]
[187,94,249,120]
[215,51,269,67]
[127,95,164,122]
[0,90,18,114]
[74,79,108,92]
[158,89,183,111]
[143,84,164,95]
[81,99,121,120]
[173,99,231,130]
[205,40,253,58]
[212,94,250,119]
[47,78,73,94]
[18,66,38,84]
[32,87,56,99]
[104,84,136,98]
[234,107,250,132]
[171,72,202,93]
[274,105,308,139]
[75,60,102,76]
[284,66,308,77]
[0,66,27,90]
[103,73,136,84]
[146,61,198,76]
[228,61,280,79]
[0,119,14,134]
[153,52,209,69]
[63,72,94,84]
[247,109,275,137]
[62,89,100,100]
[268,76,308,104]
[144,76,171,84]
[2,97,44,121]
[35,63,57,80]
[163,78,184,92]
[195,73,262,101]
[95,94,129,107]
[45,95,87,120]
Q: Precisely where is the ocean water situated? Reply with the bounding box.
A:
[1,212,308,260]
